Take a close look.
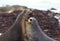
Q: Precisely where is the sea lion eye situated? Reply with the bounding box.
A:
[28,17,34,22]
[28,18,32,22]
[30,19,32,21]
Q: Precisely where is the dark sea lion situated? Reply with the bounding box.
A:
[0,10,25,41]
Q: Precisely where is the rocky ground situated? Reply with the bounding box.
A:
[0,5,60,41]
[29,9,60,41]
[0,10,22,33]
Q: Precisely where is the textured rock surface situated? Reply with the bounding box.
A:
[0,10,22,33]
[0,6,60,41]
[29,9,60,41]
